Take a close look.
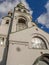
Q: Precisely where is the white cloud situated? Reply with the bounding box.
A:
[0,0,33,15]
[37,1,49,28]
[0,0,18,13]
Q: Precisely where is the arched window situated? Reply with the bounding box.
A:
[6,20,9,24]
[16,16,28,31]
[31,36,47,49]
[18,18,26,24]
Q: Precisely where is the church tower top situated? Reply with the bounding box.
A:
[17,0,25,7]
[15,2,30,15]
[17,2,25,8]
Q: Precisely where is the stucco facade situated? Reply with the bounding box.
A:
[0,2,49,65]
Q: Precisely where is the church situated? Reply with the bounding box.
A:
[0,2,49,65]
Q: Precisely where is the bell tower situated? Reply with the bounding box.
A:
[12,2,33,32]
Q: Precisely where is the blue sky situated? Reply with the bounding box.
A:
[0,0,49,33]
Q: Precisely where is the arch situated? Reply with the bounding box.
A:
[33,54,49,65]
[6,20,9,24]
[32,33,49,49]
[18,18,26,24]
[17,16,27,25]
